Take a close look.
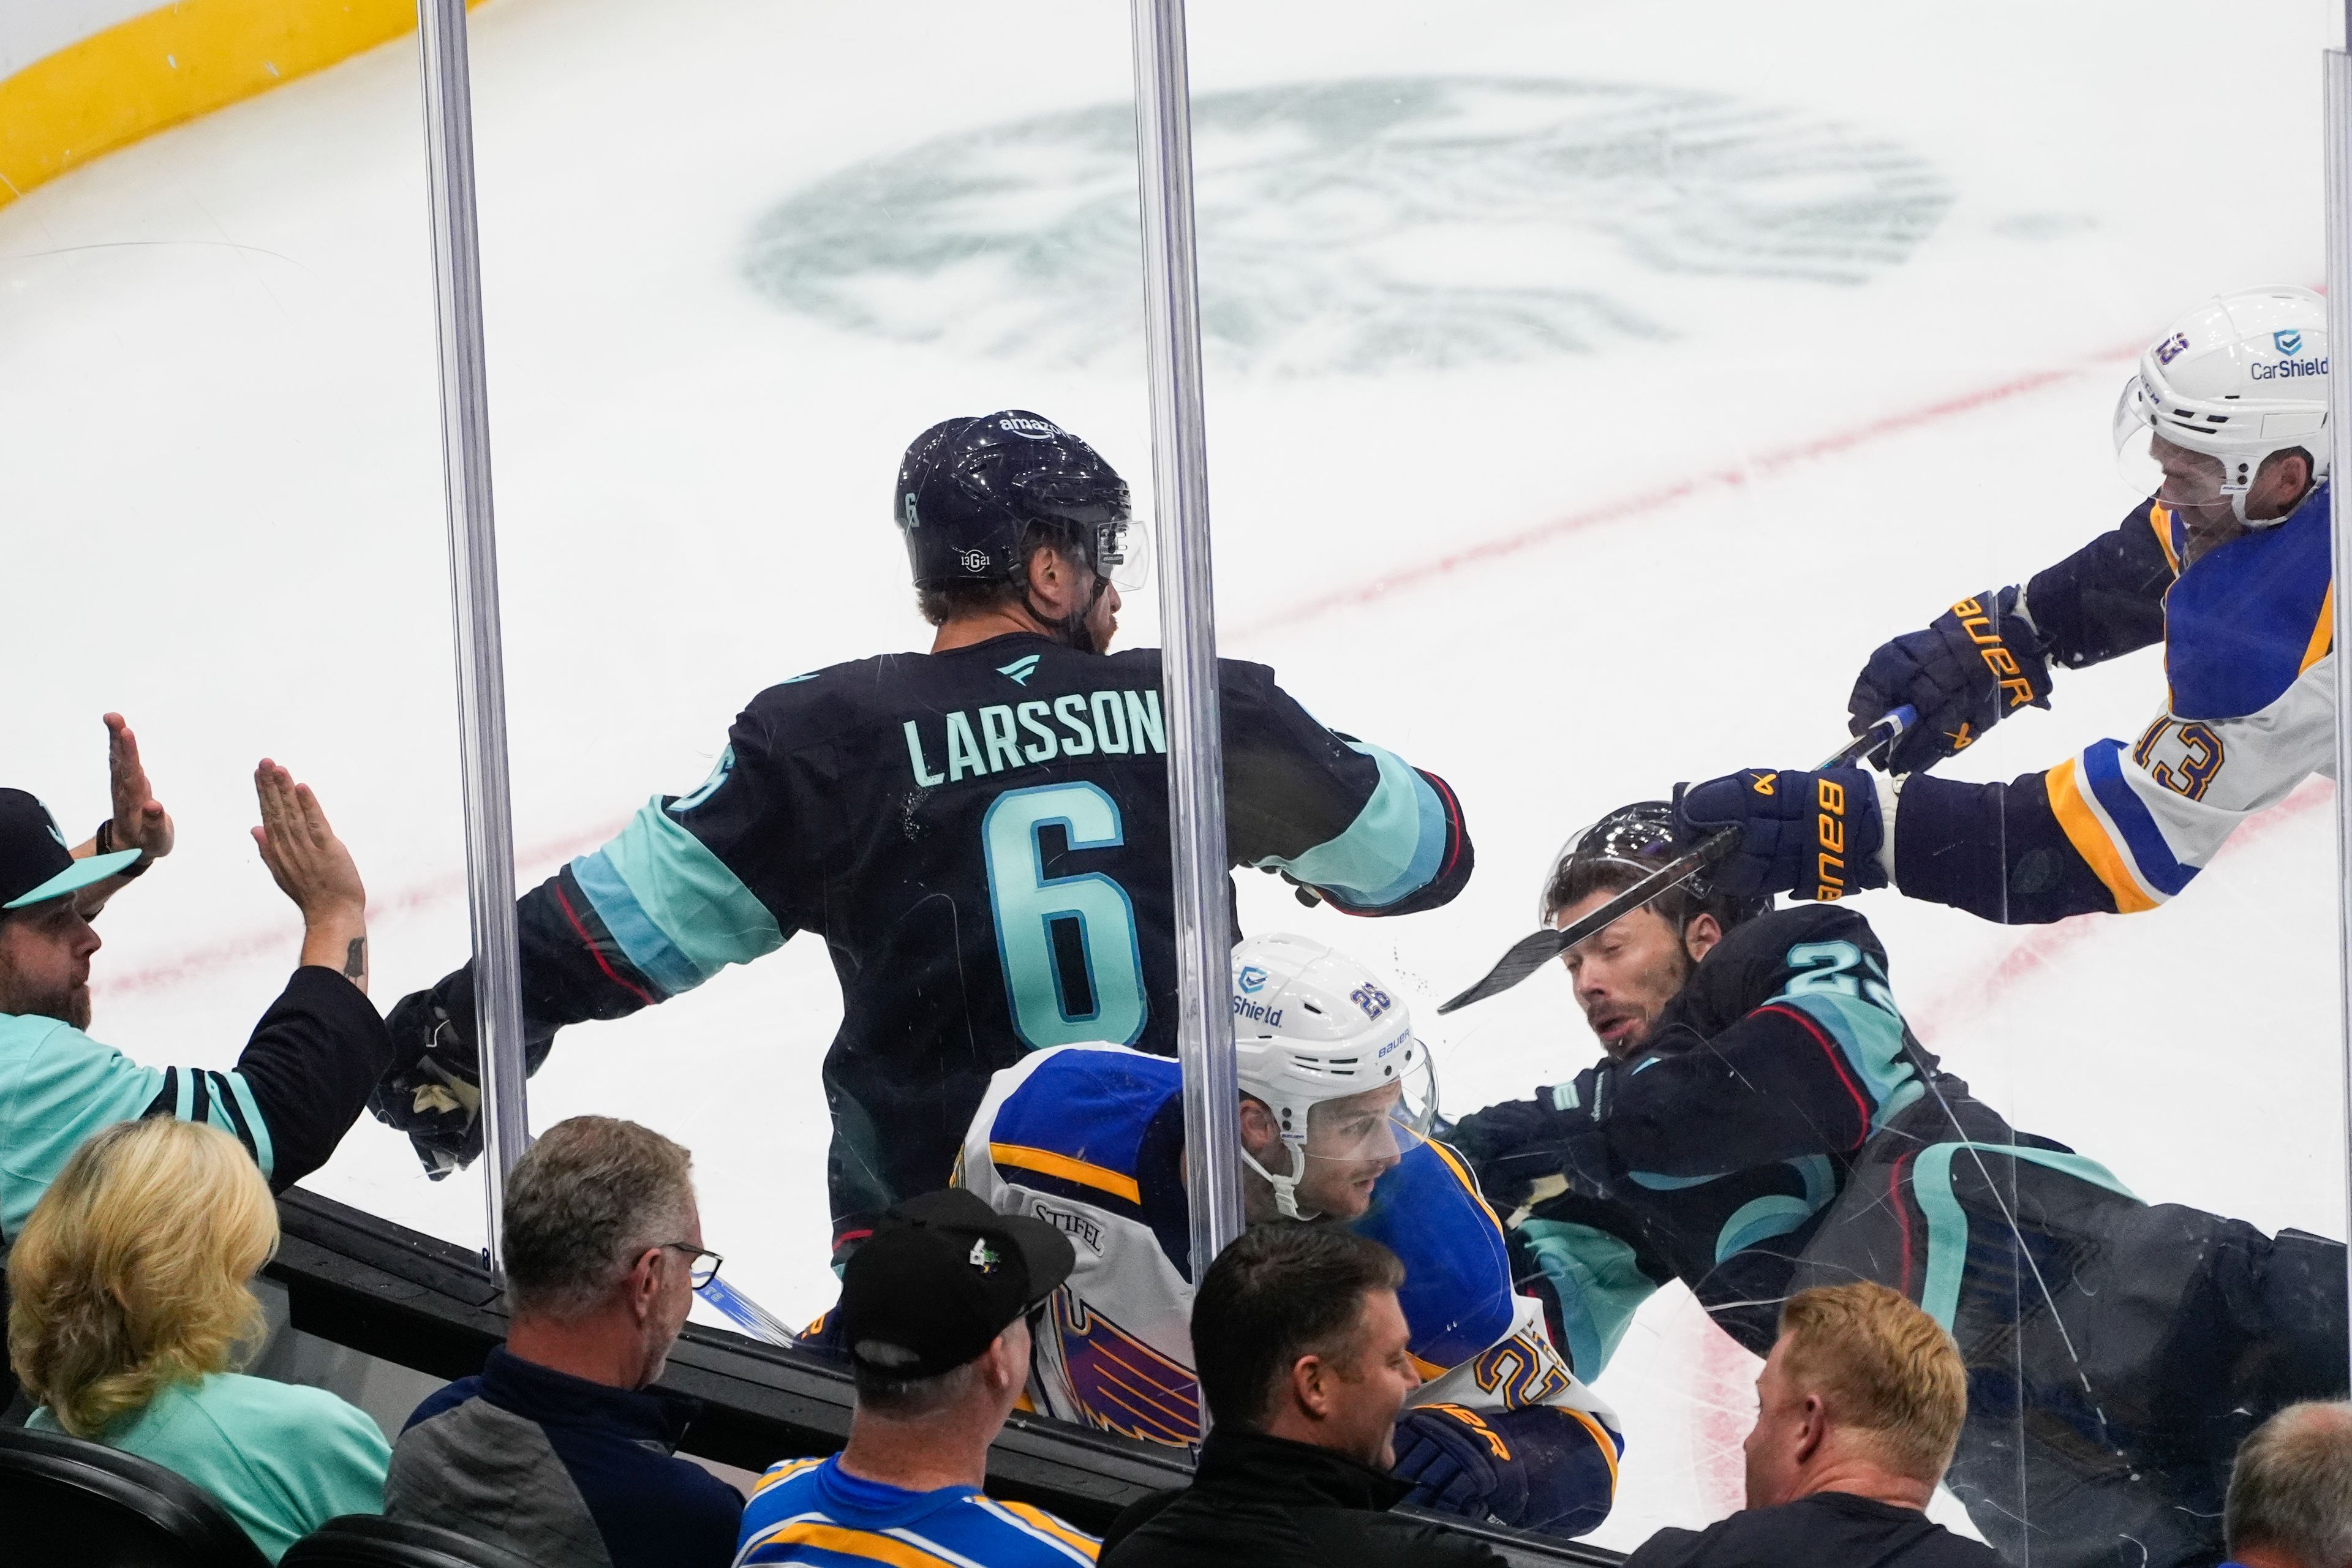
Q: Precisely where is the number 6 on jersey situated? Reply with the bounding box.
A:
[982,783,1148,1049]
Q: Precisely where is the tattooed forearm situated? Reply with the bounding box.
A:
[342,937,368,982]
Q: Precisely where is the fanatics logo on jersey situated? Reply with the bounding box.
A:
[997,654,1042,687]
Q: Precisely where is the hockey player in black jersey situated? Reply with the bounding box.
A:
[369,410,1472,1257]
[1447,805,2346,1568]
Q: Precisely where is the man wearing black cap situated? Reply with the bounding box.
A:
[0,734,395,1243]
[736,1190,1099,1567]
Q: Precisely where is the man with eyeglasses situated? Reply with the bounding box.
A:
[387,1116,745,1568]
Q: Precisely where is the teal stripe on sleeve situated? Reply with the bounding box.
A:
[1256,742,1445,908]
[1777,992,1924,1128]
[221,1071,275,1181]
[1911,1142,2139,1331]
[570,796,787,997]
[1515,1218,1657,1378]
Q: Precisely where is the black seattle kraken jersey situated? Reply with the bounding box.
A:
[422,633,1471,1244]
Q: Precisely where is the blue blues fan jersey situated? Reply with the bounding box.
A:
[413,634,1471,1245]
[958,1045,1621,1534]
[735,1455,1097,1567]
[1880,488,2335,922]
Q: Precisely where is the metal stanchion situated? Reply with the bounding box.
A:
[1128,0,1243,1287]
[416,0,530,1277]
[2326,41,2352,1378]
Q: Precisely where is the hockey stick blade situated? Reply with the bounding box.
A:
[696,1275,799,1347]
[1434,706,1913,1016]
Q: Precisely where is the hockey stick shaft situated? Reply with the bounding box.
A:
[1434,706,1913,1014]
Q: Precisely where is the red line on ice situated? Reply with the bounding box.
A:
[1236,345,2144,641]
[93,822,624,1000]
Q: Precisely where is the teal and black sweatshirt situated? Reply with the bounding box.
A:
[0,964,393,1240]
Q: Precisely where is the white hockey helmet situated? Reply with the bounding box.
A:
[2113,286,2330,525]
[1230,932,1438,1221]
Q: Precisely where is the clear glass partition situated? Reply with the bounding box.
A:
[462,1,1156,1323]
[0,9,488,1246]
[1183,0,2348,1557]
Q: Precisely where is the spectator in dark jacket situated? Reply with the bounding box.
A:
[2223,1401,2352,1568]
[386,1117,742,1568]
[1625,1283,2002,1568]
[1101,1224,1506,1568]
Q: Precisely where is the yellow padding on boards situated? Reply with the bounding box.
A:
[0,0,485,211]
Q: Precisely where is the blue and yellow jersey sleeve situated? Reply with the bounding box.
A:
[1893,483,2335,925]
[735,1455,1097,1567]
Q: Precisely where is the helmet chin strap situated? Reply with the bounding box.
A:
[1240,1144,1320,1222]
[1021,571,1112,654]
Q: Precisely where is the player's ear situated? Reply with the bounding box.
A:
[1683,911,1723,965]
[1237,1095,1280,1156]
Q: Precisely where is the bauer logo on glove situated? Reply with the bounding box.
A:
[1674,766,1888,903]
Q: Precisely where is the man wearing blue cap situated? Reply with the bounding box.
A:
[0,718,396,1243]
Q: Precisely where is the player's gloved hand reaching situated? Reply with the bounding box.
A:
[1394,1404,1617,1536]
[369,990,485,1179]
[1448,1085,1613,1210]
[1673,767,1886,903]
[1393,1404,1527,1525]
[1848,586,2052,774]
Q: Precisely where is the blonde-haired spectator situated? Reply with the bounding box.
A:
[1625,1283,2001,1568]
[8,1118,388,1562]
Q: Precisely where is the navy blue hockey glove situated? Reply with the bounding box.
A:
[1394,1405,1526,1524]
[1395,1406,1618,1536]
[1674,767,1885,902]
[1447,1087,1612,1210]
[1849,586,2051,774]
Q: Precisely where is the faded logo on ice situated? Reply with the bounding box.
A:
[745,77,1951,375]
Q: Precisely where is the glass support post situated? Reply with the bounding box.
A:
[1128,0,1243,1287]
[2325,42,2352,1378]
[416,0,530,1276]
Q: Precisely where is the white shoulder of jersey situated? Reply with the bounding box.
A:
[2041,652,2334,914]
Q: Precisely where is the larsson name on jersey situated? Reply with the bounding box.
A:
[903,689,1169,786]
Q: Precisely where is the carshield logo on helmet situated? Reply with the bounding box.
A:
[2276,329,2304,355]
[1237,965,1268,993]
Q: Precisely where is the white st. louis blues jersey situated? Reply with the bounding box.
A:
[956,1045,1621,1478]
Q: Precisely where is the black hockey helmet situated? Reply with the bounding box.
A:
[894,410,1138,591]
[1538,801,1771,932]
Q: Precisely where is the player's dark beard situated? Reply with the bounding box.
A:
[1026,575,1111,655]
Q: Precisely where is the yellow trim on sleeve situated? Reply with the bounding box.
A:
[1424,1136,1508,1238]
[1409,1351,1450,1379]
[987,1142,1142,1205]
[2043,759,2158,914]
[998,1501,1102,1560]
[1561,1406,1622,1490]
[740,1523,959,1567]
[750,1456,826,1496]
[2149,503,2181,575]
[0,0,483,213]
[2302,584,2334,674]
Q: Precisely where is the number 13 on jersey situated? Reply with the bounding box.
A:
[982,783,1148,1049]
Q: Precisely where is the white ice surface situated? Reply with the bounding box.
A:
[3,0,2345,1548]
